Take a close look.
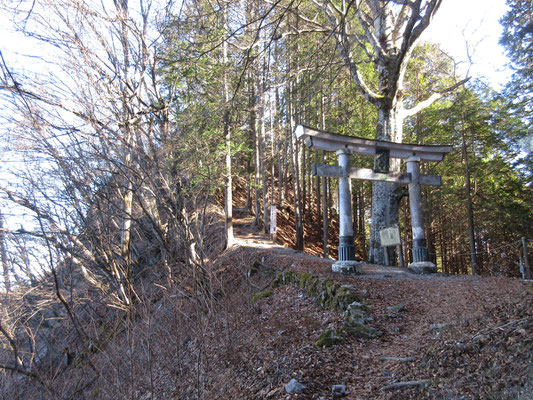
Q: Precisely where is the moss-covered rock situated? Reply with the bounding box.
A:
[346,300,366,313]
[387,303,405,314]
[247,261,261,277]
[316,329,346,347]
[315,323,382,348]
[298,272,312,289]
[334,286,360,310]
[306,275,320,297]
[344,315,367,327]
[272,270,363,313]
[325,279,335,296]
[341,324,383,339]
[251,290,272,303]
[267,269,382,347]
[273,270,299,287]
[274,271,291,285]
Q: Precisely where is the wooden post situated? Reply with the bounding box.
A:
[522,237,531,280]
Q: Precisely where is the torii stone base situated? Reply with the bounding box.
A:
[332,260,363,275]
[408,261,437,274]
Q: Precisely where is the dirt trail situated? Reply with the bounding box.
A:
[233,215,429,279]
[232,216,331,261]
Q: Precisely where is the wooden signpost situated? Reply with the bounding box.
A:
[295,125,453,274]
[379,227,401,247]
[380,226,404,267]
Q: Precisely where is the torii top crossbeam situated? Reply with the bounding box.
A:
[295,125,452,162]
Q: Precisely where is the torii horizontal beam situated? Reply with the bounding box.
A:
[312,164,442,186]
[295,125,452,162]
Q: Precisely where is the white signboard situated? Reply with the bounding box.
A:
[270,205,277,234]
[380,226,401,247]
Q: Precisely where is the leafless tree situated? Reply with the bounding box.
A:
[0,0,220,304]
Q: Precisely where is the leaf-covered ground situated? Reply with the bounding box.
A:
[6,216,530,400]
[198,218,533,399]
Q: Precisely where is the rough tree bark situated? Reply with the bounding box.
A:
[288,81,304,250]
[116,0,135,304]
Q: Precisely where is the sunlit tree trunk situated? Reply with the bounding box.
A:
[320,92,329,257]
[461,120,478,274]
[223,1,234,248]
[261,102,268,233]
[288,80,304,250]
[117,0,134,304]
[260,44,269,233]
[0,212,10,293]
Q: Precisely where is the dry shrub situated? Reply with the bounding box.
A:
[0,241,267,399]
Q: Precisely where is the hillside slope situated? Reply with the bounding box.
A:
[202,218,532,399]
[3,216,532,400]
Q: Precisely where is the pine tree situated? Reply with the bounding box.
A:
[500,0,533,120]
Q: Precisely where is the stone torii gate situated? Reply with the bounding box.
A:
[295,125,452,274]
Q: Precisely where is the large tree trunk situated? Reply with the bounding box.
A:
[322,154,329,258]
[254,93,261,227]
[288,81,304,250]
[261,105,268,233]
[117,0,134,305]
[368,103,404,264]
[224,109,234,247]
[361,187,368,259]
[302,145,307,221]
[315,152,322,233]
[320,91,328,257]
[270,89,276,212]
[276,86,284,205]
[259,39,269,233]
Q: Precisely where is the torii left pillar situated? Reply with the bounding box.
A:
[332,149,362,274]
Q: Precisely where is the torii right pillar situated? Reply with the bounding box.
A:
[406,156,437,273]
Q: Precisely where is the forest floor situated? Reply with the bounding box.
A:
[4,214,532,400]
[202,215,533,400]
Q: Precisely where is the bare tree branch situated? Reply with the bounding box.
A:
[402,77,471,118]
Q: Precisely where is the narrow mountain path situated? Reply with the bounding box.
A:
[232,215,330,262]
[232,215,423,279]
